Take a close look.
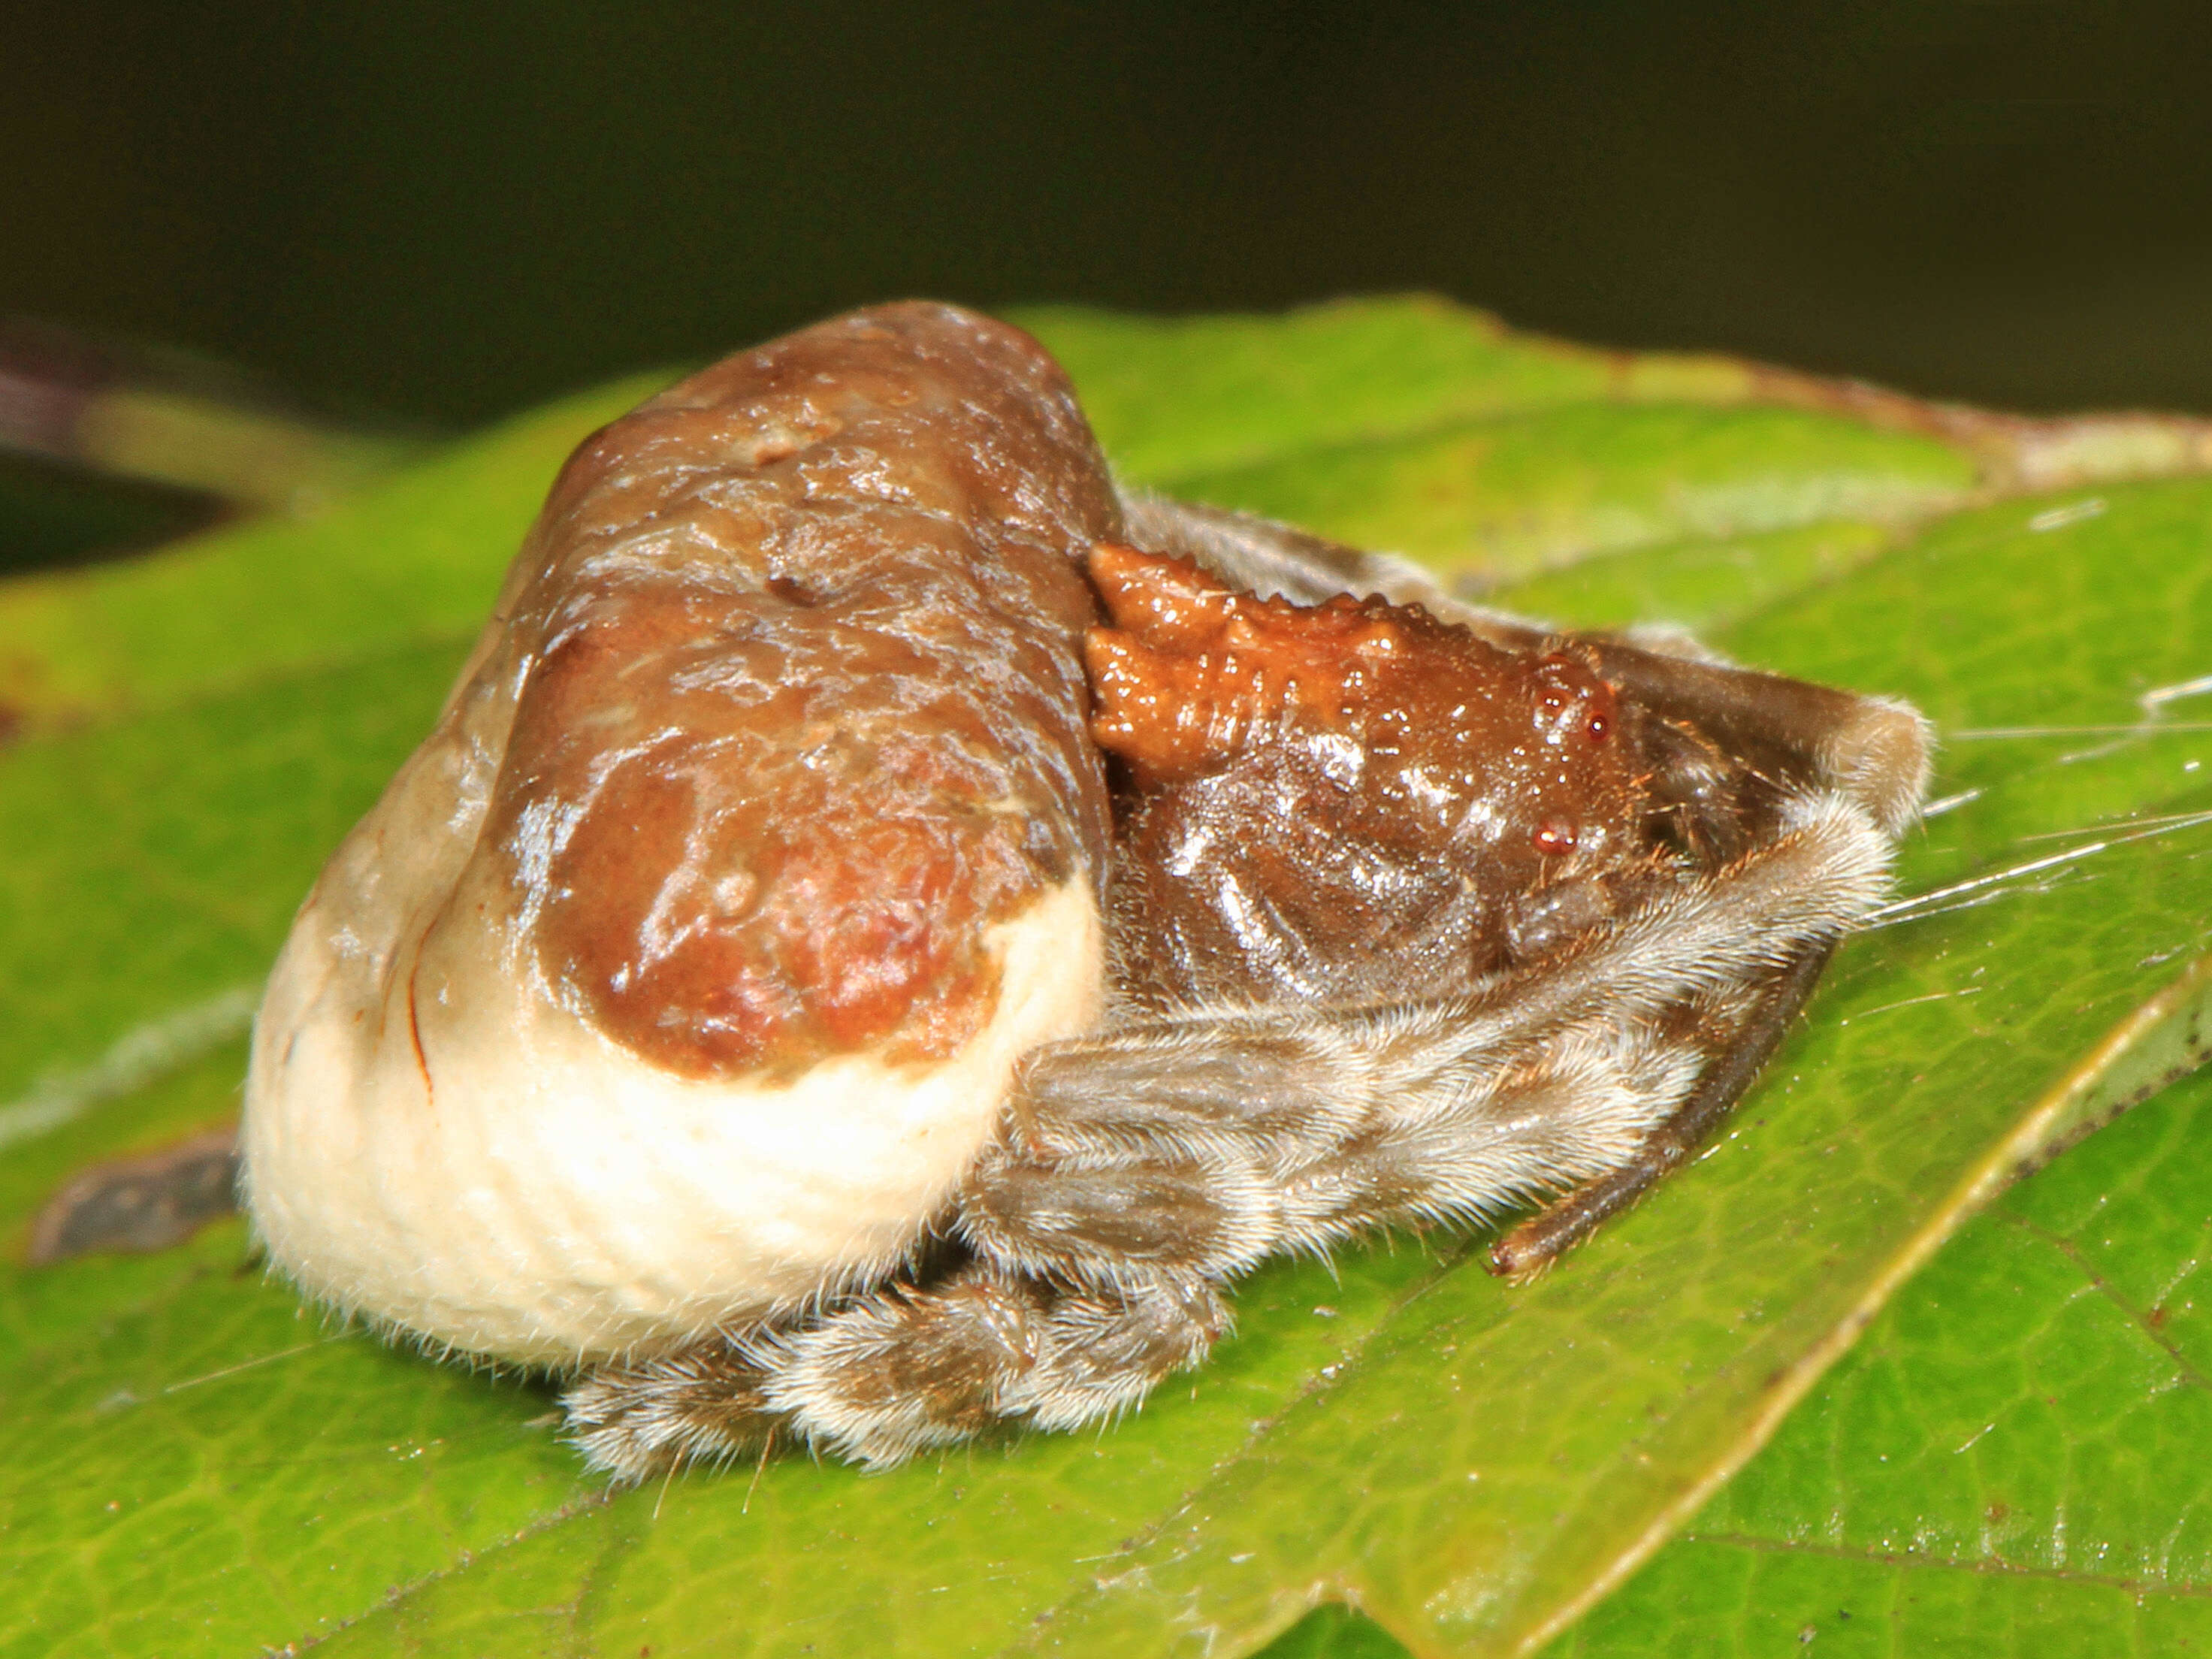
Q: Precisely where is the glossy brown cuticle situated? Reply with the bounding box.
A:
[491,304,1120,1079]
[1086,543,1667,1006]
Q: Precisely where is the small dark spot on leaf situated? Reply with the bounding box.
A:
[1986,1502,2010,1522]
[29,1126,240,1263]
[0,701,21,747]
[2149,1304,2170,1330]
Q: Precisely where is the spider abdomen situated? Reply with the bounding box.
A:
[244,305,1123,1363]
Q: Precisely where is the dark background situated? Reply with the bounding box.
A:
[6,0,2212,431]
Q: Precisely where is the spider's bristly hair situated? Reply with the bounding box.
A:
[956,787,1890,1291]
[562,500,1928,1480]
[568,1268,1228,1477]
[564,1341,781,1478]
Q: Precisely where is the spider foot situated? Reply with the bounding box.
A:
[1003,1277,1229,1431]
[763,1268,1051,1467]
[562,1343,779,1482]
[563,1265,1231,1476]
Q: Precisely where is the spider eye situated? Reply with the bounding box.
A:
[1585,713,1609,742]
[1532,820,1578,855]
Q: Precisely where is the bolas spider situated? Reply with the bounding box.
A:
[241,302,1929,1478]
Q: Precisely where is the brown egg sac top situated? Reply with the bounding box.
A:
[1087,545,1670,1007]
[483,304,1119,1079]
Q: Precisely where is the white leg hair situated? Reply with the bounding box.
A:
[564,788,1890,1478]
[960,790,1890,1286]
[564,1265,1227,1476]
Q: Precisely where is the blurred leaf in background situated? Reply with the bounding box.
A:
[0,299,2207,1657]
[0,316,425,584]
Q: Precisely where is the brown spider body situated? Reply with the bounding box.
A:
[241,303,1929,1476]
[1088,542,1667,1005]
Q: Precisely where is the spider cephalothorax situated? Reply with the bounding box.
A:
[1089,541,1673,1005]
[241,302,1928,1476]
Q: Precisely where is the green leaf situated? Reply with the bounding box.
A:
[2,299,2208,1657]
[1543,1053,2212,1656]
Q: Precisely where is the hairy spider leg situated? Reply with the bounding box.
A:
[563,1341,780,1477]
[1486,938,1835,1276]
[564,1264,1227,1473]
[958,793,1891,1291]
[1480,625,1926,1274]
